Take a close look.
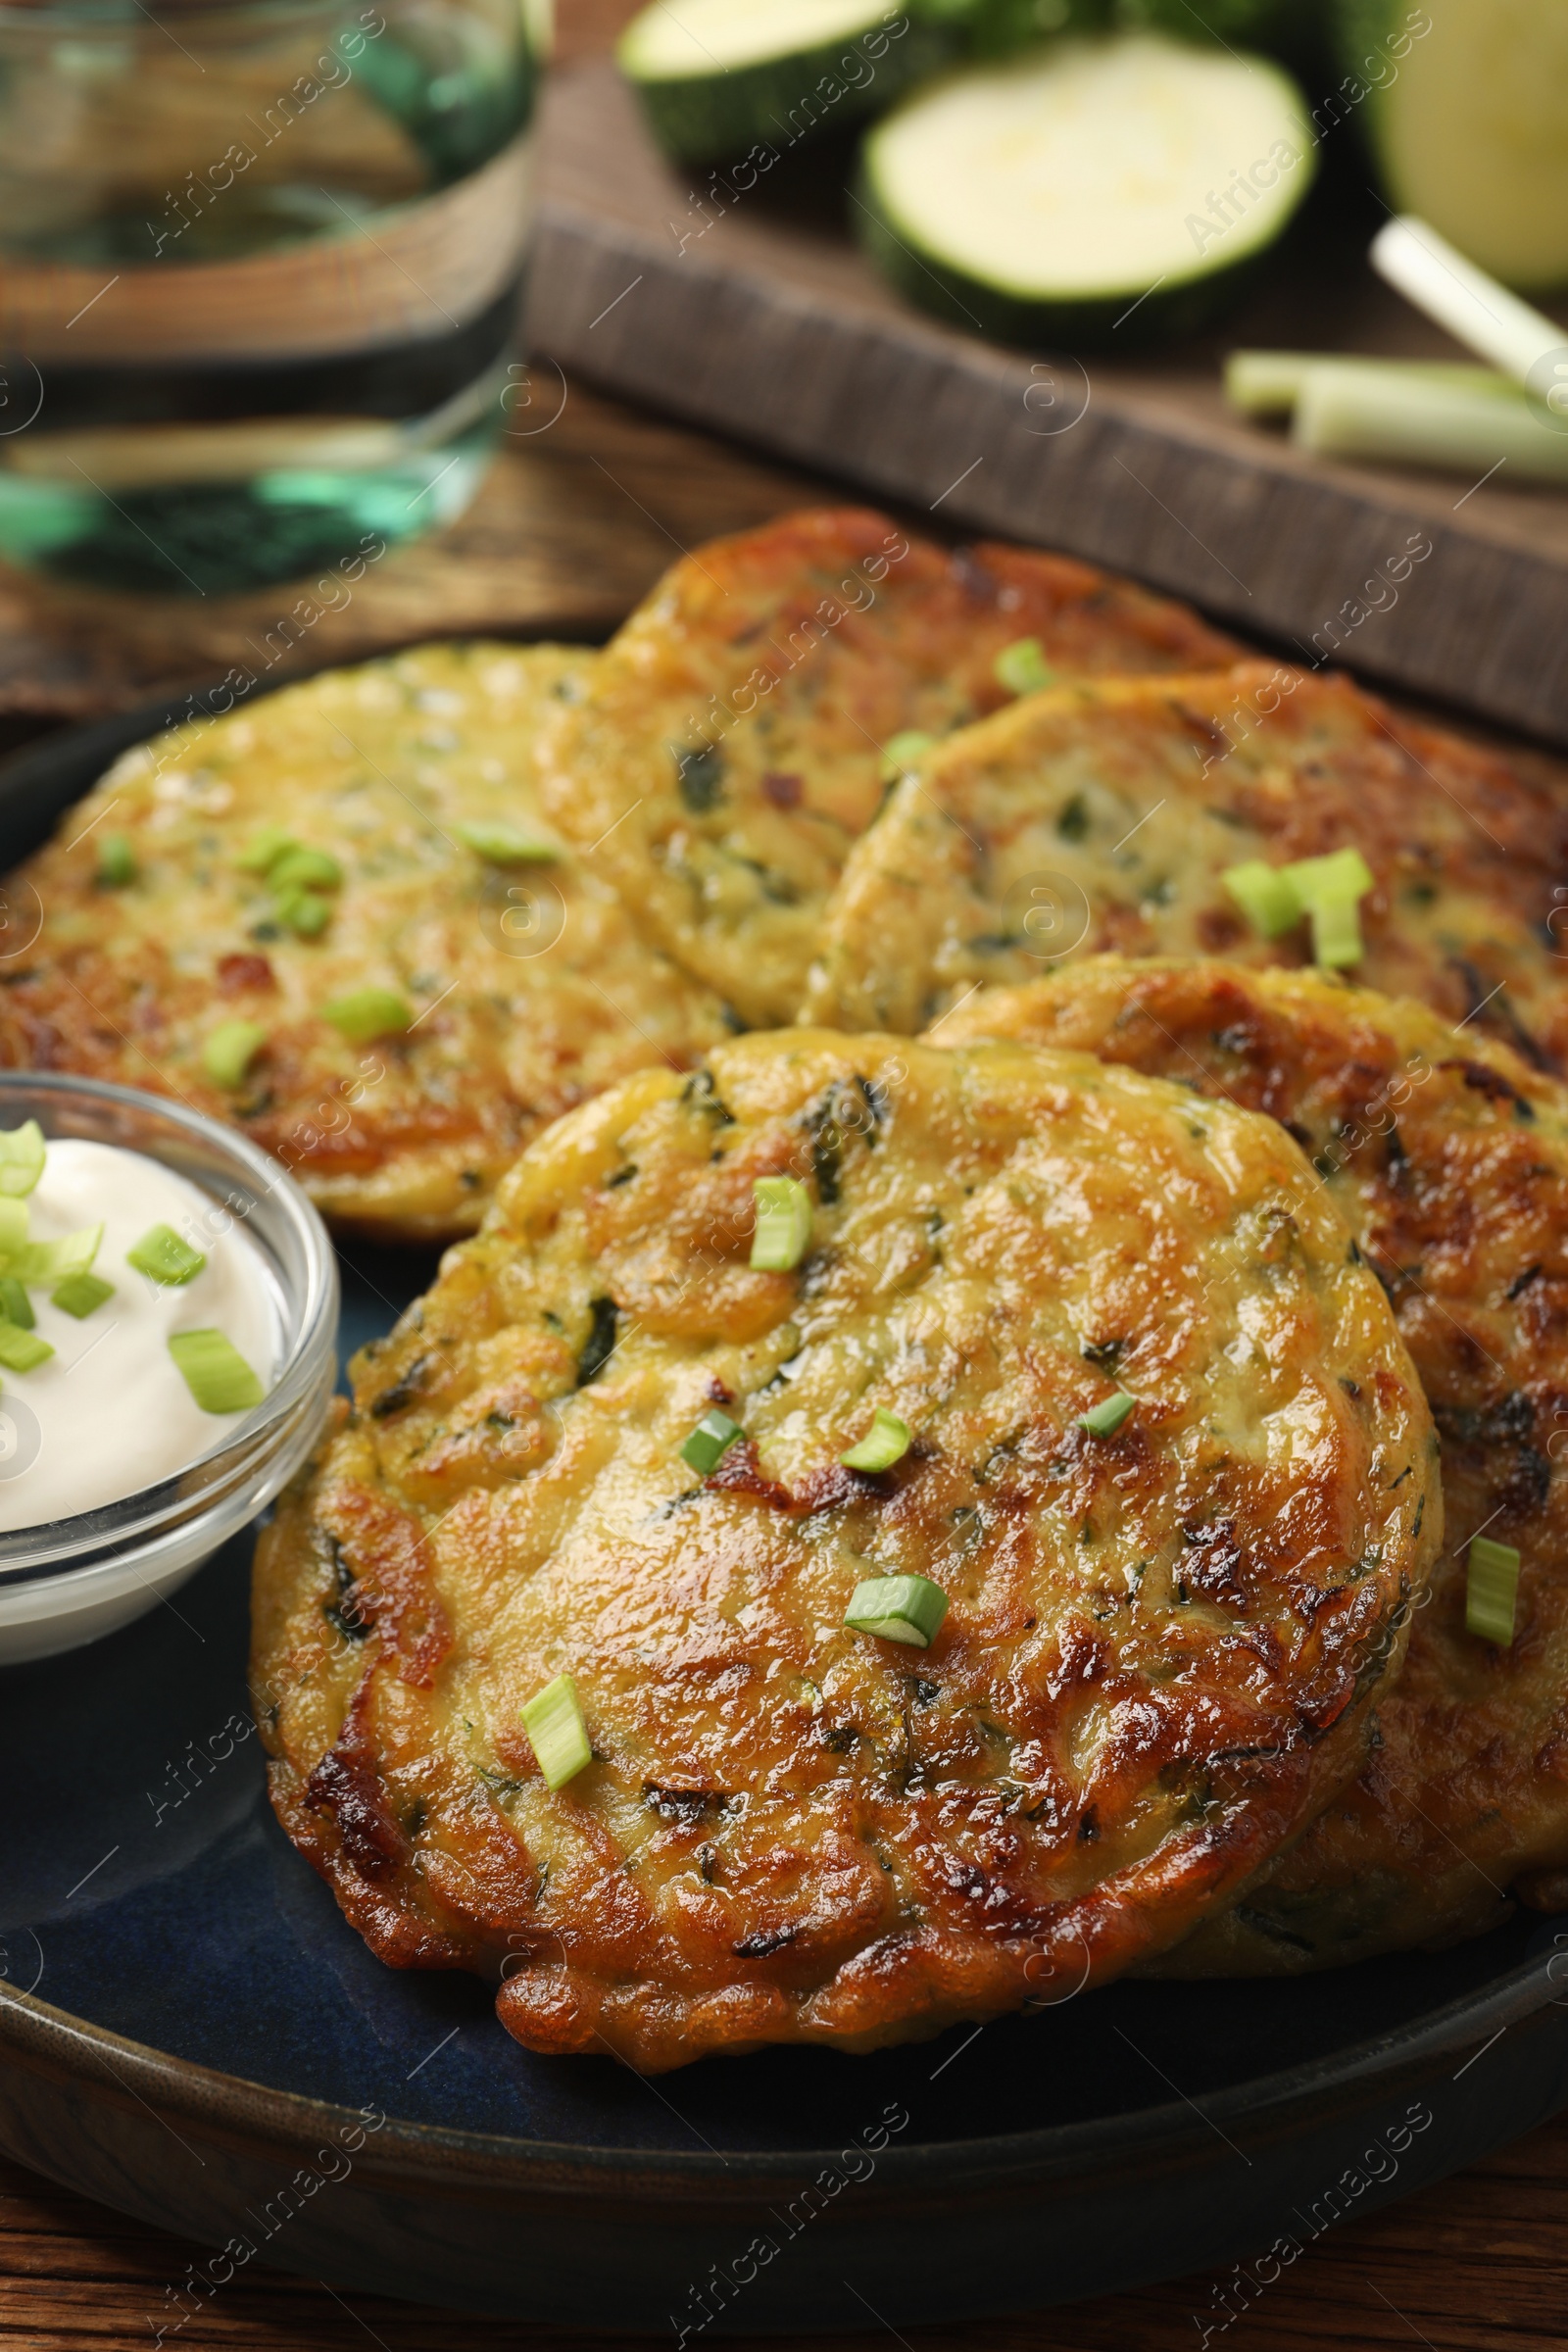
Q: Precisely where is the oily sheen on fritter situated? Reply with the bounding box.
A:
[806,662,1568,1070]
[933,957,1568,1969]
[534,507,1242,1028]
[254,1031,1439,2069]
[0,643,729,1242]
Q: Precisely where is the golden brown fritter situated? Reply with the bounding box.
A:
[0,643,730,1242]
[933,957,1568,1968]
[534,507,1243,1027]
[806,663,1568,1070]
[254,1030,1438,2069]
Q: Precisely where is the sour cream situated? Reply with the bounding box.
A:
[0,1139,279,1532]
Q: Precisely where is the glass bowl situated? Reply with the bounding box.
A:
[0,1072,338,1664]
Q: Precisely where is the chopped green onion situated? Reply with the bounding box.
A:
[1466,1534,1520,1646]
[750,1175,812,1272]
[97,832,137,887]
[994,637,1056,697]
[1222,849,1374,968]
[456,819,561,864]
[269,845,343,894]
[0,1276,32,1329]
[236,826,297,874]
[52,1271,115,1318]
[1079,1391,1136,1437]
[879,729,935,782]
[520,1672,593,1790]
[322,988,413,1045]
[18,1224,102,1285]
[202,1019,269,1090]
[1305,893,1363,968]
[0,1321,52,1372]
[1281,848,1375,970]
[1281,848,1374,906]
[276,890,332,938]
[127,1223,205,1286]
[0,1198,27,1260]
[0,1120,45,1200]
[1225,349,1331,417]
[1222,858,1302,940]
[1224,349,1510,420]
[1369,217,1560,393]
[1294,360,1568,486]
[844,1573,949,1649]
[681,1406,741,1475]
[841,1407,910,1472]
[168,1328,264,1414]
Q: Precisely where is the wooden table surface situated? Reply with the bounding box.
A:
[6,5,1568,2345]
[5,2116,1568,2351]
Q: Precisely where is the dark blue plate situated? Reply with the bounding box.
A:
[2,684,1568,2334]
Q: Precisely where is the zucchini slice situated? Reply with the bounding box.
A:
[618,0,950,164]
[966,0,1315,59]
[1336,0,1568,291]
[857,32,1315,350]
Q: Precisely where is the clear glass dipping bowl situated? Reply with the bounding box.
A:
[0,1072,338,1664]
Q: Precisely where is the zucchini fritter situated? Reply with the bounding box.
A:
[254,1031,1438,2069]
[933,958,1568,1969]
[806,663,1568,1070]
[0,643,730,1242]
[534,507,1243,1028]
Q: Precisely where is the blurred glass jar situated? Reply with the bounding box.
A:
[0,0,546,594]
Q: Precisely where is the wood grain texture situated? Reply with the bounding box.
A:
[526,61,1568,749]
[4,2120,1568,2351]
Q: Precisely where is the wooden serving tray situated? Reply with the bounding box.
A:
[527,61,1568,749]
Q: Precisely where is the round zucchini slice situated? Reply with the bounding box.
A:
[1336,0,1568,291]
[617,0,952,165]
[967,0,1316,59]
[856,32,1316,350]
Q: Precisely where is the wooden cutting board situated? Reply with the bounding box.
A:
[527,60,1568,749]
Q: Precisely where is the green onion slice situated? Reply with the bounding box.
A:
[1466,1534,1520,1646]
[53,1271,115,1319]
[520,1672,593,1790]
[97,832,137,887]
[0,1321,52,1372]
[1281,848,1375,970]
[879,729,935,782]
[994,637,1057,697]
[277,890,332,937]
[1220,848,1374,968]
[202,1019,269,1090]
[1079,1391,1136,1437]
[19,1224,103,1286]
[681,1406,741,1475]
[750,1175,812,1271]
[841,1407,910,1472]
[1222,858,1302,940]
[457,819,561,865]
[0,1197,27,1260]
[0,1275,32,1329]
[236,826,297,874]
[0,1120,45,1200]
[844,1573,949,1649]
[168,1328,264,1413]
[127,1223,205,1286]
[268,846,342,894]
[322,988,413,1045]
[1304,893,1363,968]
